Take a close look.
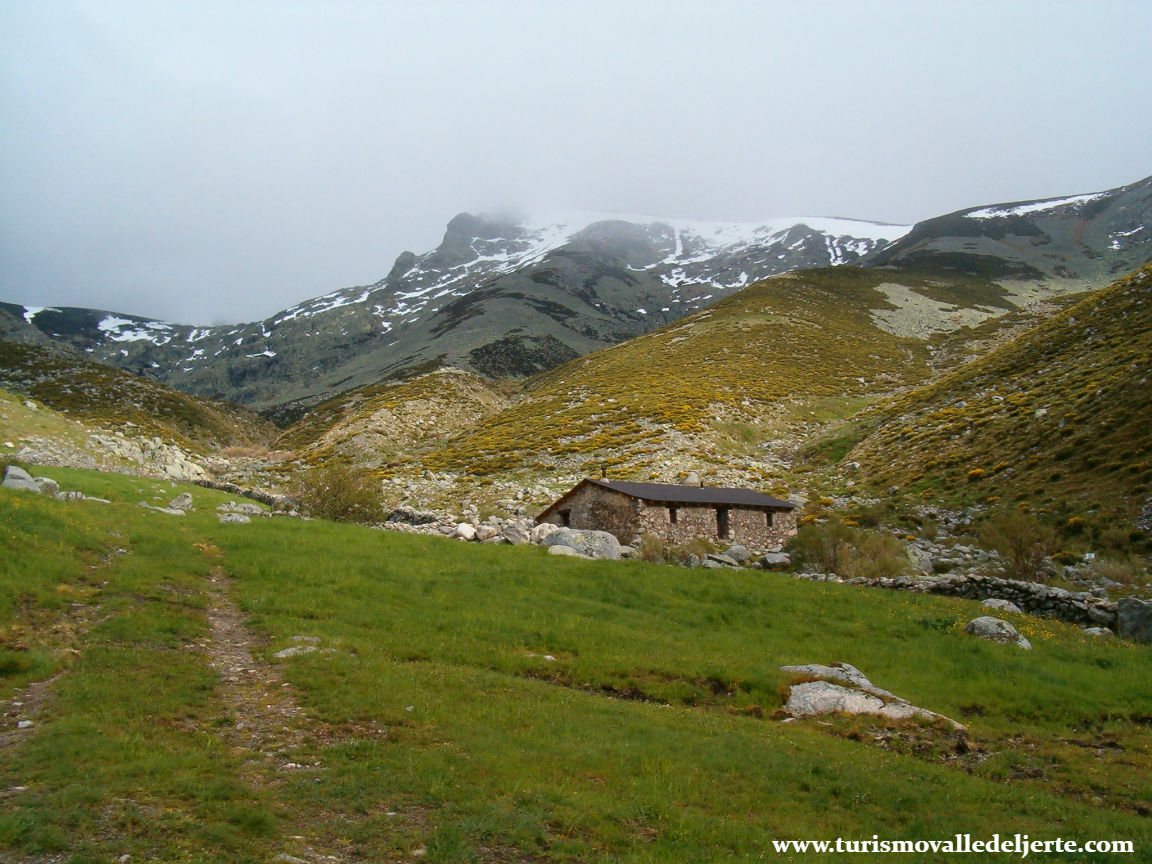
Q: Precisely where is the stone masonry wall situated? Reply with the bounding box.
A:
[839,572,1120,629]
[636,503,797,550]
[538,484,640,544]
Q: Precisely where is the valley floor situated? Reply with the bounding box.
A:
[2,467,1151,863]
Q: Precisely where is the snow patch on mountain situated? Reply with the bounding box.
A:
[965,192,1107,220]
[22,306,59,324]
[98,316,176,344]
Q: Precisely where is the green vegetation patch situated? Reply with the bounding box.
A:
[3,467,1151,861]
[847,264,1152,543]
[2,470,1152,861]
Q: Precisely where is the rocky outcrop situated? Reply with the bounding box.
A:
[779,662,964,730]
[88,432,208,481]
[1115,598,1152,644]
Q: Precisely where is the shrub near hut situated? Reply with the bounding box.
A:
[293,461,382,524]
[787,519,909,580]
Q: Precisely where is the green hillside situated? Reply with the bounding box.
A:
[2,466,1150,862]
[0,341,274,453]
[845,264,1152,544]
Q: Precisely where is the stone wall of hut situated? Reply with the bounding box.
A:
[538,483,640,544]
[539,483,798,549]
[636,503,796,549]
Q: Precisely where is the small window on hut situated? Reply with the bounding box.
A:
[716,507,730,540]
[559,509,571,527]
[766,511,774,528]
[668,507,678,524]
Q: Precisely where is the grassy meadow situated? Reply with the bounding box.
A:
[2,466,1151,862]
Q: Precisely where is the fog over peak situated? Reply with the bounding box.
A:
[2,1,1149,325]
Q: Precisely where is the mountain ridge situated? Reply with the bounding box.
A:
[1,211,909,414]
[3,173,1150,418]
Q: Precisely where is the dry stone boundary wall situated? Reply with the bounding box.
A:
[852,572,1118,628]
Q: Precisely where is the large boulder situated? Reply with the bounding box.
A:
[965,616,1032,650]
[1115,598,1152,644]
[2,465,41,494]
[501,522,532,545]
[541,527,621,560]
[725,544,751,563]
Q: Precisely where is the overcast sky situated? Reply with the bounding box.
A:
[2,1,1150,325]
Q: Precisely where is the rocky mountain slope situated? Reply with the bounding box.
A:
[5,175,1148,422]
[0,341,274,456]
[2,212,908,414]
[867,174,1152,292]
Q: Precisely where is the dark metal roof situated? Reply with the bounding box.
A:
[594,479,795,509]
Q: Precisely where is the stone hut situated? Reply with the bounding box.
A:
[536,479,797,548]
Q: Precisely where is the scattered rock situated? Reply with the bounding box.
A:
[217,501,265,516]
[273,645,318,659]
[1083,627,1116,638]
[706,553,739,568]
[218,513,251,524]
[137,501,186,516]
[454,522,477,541]
[385,508,441,526]
[168,492,194,511]
[32,476,59,497]
[501,522,531,545]
[965,616,1032,650]
[531,522,559,544]
[981,598,1023,614]
[725,544,750,563]
[759,552,792,569]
